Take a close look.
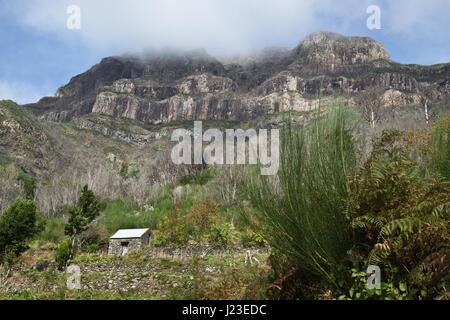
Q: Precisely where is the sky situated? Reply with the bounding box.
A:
[0,0,449,104]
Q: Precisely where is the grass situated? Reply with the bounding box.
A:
[100,200,162,232]
[99,185,200,234]
[0,100,33,126]
[178,168,216,185]
[0,288,165,300]
[37,218,66,244]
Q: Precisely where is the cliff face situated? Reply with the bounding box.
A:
[292,31,391,74]
[24,31,450,124]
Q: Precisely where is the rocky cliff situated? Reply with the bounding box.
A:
[24,31,450,125]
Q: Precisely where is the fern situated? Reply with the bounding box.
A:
[349,129,449,298]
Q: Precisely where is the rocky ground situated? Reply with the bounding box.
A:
[0,245,269,300]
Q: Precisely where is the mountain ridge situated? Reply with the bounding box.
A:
[23,31,449,125]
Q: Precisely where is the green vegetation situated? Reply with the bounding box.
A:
[38,219,65,243]
[249,105,358,282]
[0,199,43,264]
[0,99,448,300]
[431,116,450,180]
[179,168,216,185]
[0,100,31,126]
[345,129,449,299]
[249,107,449,300]
[23,178,36,201]
[0,249,269,300]
[101,200,163,232]
[55,238,73,270]
[65,185,103,244]
[103,145,121,154]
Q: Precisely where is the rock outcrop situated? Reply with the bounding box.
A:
[23,31,450,125]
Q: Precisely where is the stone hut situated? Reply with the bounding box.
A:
[108,228,151,256]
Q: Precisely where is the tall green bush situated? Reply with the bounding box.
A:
[0,199,42,264]
[55,238,73,270]
[249,105,358,282]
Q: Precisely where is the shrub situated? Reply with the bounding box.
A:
[155,202,193,245]
[248,105,358,283]
[0,199,43,264]
[207,222,236,248]
[150,234,170,247]
[186,198,219,233]
[55,238,73,271]
[85,243,99,253]
[331,264,423,300]
[179,168,216,186]
[240,230,265,248]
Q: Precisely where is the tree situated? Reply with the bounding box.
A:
[64,185,103,253]
[0,199,42,264]
[355,87,385,129]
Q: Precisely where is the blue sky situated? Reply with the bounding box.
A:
[1,0,449,104]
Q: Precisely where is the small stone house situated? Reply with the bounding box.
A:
[108,228,151,256]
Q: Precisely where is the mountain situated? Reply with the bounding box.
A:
[0,30,448,219]
[23,31,450,125]
[1,31,448,183]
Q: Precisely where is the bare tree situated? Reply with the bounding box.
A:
[421,85,434,125]
[385,89,401,119]
[355,87,385,129]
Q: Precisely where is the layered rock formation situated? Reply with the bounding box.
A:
[24,31,450,125]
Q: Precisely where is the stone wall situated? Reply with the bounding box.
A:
[108,238,142,255]
[142,244,267,261]
[140,232,151,247]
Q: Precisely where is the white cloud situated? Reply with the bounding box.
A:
[10,0,376,55]
[383,0,450,37]
[0,81,49,104]
[3,0,449,64]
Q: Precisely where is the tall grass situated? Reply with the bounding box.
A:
[249,105,358,282]
[431,115,449,180]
